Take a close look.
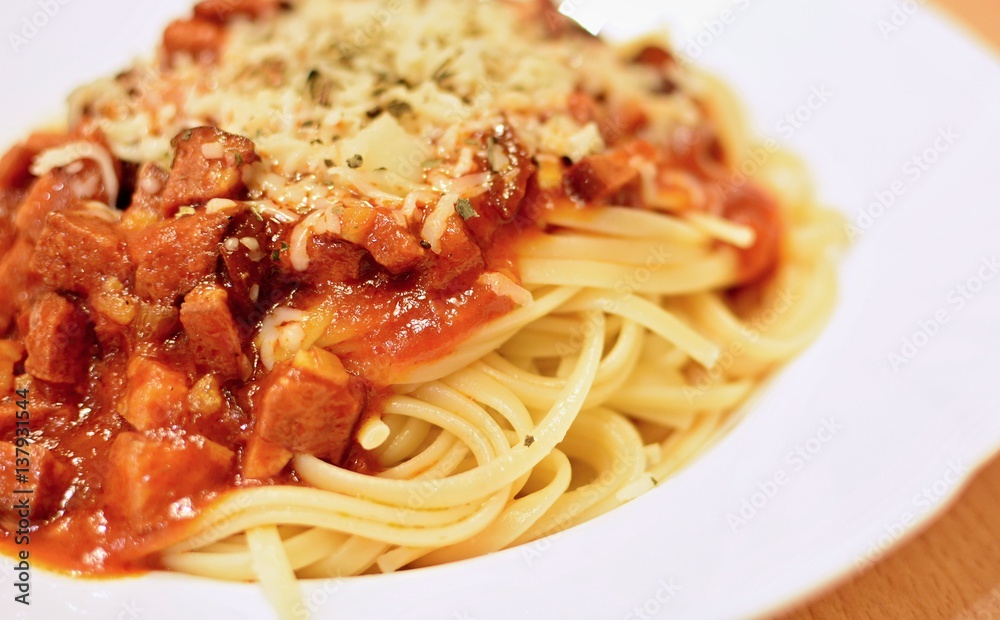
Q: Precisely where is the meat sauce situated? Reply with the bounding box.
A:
[0,13,782,576]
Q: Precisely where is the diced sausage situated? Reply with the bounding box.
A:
[0,238,39,334]
[0,443,72,523]
[163,19,224,63]
[564,147,639,203]
[255,347,363,463]
[241,435,292,480]
[121,357,190,431]
[194,0,281,22]
[121,163,171,229]
[24,292,91,385]
[14,169,83,242]
[466,124,535,246]
[219,211,273,314]
[0,132,66,191]
[340,206,424,274]
[104,430,234,532]
[278,233,367,287]
[160,127,259,213]
[422,216,485,292]
[129,211,229,302]
[179,283,245,381]
[30,210,133,296]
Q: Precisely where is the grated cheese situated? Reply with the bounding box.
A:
[68,0,703,233]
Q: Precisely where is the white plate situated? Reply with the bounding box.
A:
[3,1,1000,618]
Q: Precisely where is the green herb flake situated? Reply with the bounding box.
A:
[386,99,412,117]
[271,250,281,261]
[346,154,364,169]
[421,158,442,170]
[234,152,244,166]
[306,68,333,106]
[281,242,290,252]
[455,198,478,221]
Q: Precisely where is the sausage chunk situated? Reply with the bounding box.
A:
[104,430,234,532]
[129,211,229,302]
[179,283,245,381]
[340,206,424,275]
[241,435,293,480]
[0,443,72,524]
[24,292,91,384]
[160,127,259,214]
[121,357,190,431]
[564,147,639,203]
[255,348,363,464]
[163,19,224,63]
[31,210,133,296]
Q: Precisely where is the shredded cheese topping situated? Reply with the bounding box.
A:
[66,0,704,241]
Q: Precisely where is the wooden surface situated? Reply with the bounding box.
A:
[780,3,1000,619]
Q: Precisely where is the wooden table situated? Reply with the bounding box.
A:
[781,2,1000,617]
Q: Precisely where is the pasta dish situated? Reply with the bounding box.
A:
[0,0,844,617]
